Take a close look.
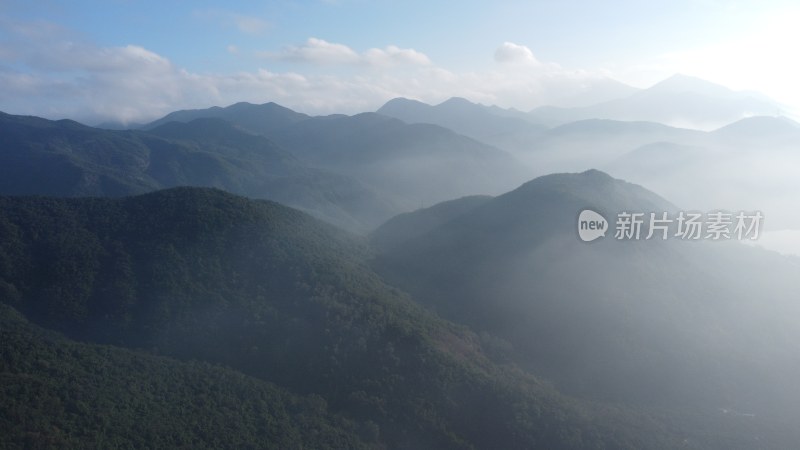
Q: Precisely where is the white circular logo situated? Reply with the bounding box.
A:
[577,209,608,242]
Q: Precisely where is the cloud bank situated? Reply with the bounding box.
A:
[0,22,624,124]
[494,42,540,65]
[264,38,432,68]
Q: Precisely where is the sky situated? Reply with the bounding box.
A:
[1,0,799,124]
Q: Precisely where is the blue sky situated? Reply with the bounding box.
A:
[1,0,799,123]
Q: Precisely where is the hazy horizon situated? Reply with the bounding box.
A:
[4,3,800,447]
[2,0,800,124]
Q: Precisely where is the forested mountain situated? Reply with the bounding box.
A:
[370,93,799,233]
[1,104,536,231]
[3,88,799,448]
[142,101,310,135]
[144,103,532,213]
[0,303,367,449]
[372,170,800,448]
[0,187,690,449]
[265,112,528,210]
[4,0,798,447]
[0,111,395,231]
[376,97,546,141]
[371,195,493,253]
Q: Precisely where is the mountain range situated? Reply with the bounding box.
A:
[2,74,800,447]
[526,74,782,130]
[375,74,784,136]
[377,97,547,142]
[2,173,799,447]
[1,186,702,449]
[4,73,797,233]
[143,102,532,220]
[0,111,398,231]
[373,83,799,231]
[603,115,800,229]
[0,107,533,231]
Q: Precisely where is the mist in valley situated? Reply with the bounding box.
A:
[3,1,800,448]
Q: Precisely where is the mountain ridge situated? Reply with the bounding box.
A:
[527,74,782,130]
[372,169,800,438]
[143,101,310,134]
[0,186,692,449]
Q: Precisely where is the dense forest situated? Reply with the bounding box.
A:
[1,303,367,449]
[3,105,800,448]
[5,1,800,446]
[0,187,694,449]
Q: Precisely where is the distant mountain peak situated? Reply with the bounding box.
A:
[521,168,615,190]
[548,118,673,135]
[382,97,429,107]
[580,168,614,180]
[375,97,431,117]
[438,97,476,107]
[143,101,309,134]
[509,169,674,214]
[376,94,544,140]
[713,115,800,137]
[225,101,296,113]
[644,73,737,97]
[529,74,779,129]
[149,117,250,139]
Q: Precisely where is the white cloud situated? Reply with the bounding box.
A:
[0,18,171,74]
[494,42,540,65]
[267,37,431,67]
[0,19,187,123]
[274,38,360,65]
[0,21,629,124]
[363,45,431,67]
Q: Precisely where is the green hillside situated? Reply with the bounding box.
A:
[373,170,800,447]
[0,111,394,231]
[0,303,367,449]
[0,187,686,449]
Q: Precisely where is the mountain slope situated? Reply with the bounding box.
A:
[145,102,536,223]
[0,112,160,197]
[377,97,546,141]
[0,112,395,231]
[268,112,532,211]
[711,115,800,143]
[511,118,704,175]
[372,170,800,447]
[0,187,688,449]
[370,195,493,253]
[604,115,800,228]
[142,101,309,134]
[145,117,398,228]
[0,303,367,449]
[376,97,549,154]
